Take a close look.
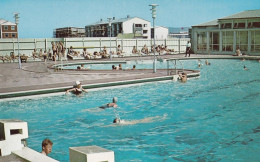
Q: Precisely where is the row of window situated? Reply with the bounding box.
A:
[134,24,148,28]
[2,25,16,31]
[221,22,260,29]
[2,33,17,38]
[197,30,260,52]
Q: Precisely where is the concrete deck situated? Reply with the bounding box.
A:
[0,54,259,99]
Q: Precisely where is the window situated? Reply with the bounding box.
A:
[144,24,147,27]
[222,31,233,51]
[135,24,142,27]
[248,22,260,28]
[143,30,148,34]
[197,32,207,51]
[4,26,8,30]
[12,33,16,38]
[234,22,245,29]
[4,33,9,37]
[11,26,15,30]
[221,23,232,29]
[251,31,260,51]
[236,31,248,51]
[209,32,219,51]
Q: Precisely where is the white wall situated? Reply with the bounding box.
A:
[154,26,169,39]
[122,17,151,39]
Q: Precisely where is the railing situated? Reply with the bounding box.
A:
[166,59,184,75]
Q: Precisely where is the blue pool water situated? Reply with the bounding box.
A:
[1,59,260,161]
[61,60,169,70]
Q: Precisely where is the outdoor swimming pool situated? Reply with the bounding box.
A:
[0,59,260,161]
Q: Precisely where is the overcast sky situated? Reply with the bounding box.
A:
[1,0,260,38]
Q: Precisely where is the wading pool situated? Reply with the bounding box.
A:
[0,59,260,161]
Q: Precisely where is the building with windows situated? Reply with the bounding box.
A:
[151,26,169,39]
[191,9,260,55]
[0,19,18,39]
[54,27,85,38]
[85,16,151,39]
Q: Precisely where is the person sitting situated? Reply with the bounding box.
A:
[100,46,109,58]
[112,65,116,70]
[82,48,90,58]
[179,72,187,83]
[235,47,242,56]
[118,64,122,70]
[100,97,118,109]
[132,46,139,54]
[117,45,123,55]
[32,49,38,60]
[141,44,149,54]
[41,138,53,156]
[66,81,88,95]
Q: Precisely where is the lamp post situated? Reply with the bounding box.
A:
[14,12,21,69]
[107,18,112,60]
[149,4,158,73]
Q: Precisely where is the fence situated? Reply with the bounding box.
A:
[0,37,190,56]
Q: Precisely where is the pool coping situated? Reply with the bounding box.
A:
[0,72,200,100]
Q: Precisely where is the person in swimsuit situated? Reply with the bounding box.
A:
[100,97,118,109]
[66,81,88,95]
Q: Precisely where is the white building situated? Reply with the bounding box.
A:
[151,26,169,39]
[85,16,151,39]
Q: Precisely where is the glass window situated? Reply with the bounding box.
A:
[236,31,248,51]
[222,31,233,51]
[221,23,232,29]
[4,26,8,30]
[12,33,16,37]
[143,30,148,34]
[197,32,207,51]
[144,24,147,27]
[251,31,260,51]
[209,32,219,51]
[5,33,9,37]
[11,26,15,30]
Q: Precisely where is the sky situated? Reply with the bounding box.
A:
[1,0,260,38]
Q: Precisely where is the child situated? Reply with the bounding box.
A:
[41,138,53,156]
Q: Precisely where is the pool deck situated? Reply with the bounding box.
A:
[0,54,259,99]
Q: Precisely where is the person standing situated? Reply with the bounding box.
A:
[185,41,191,57]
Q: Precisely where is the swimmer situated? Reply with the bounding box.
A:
[111,114,168,126]
[244,65,248,70]
[179,72,187,83]
[66,81,88,95]
[100,97,118,109]
[205,60,211,65]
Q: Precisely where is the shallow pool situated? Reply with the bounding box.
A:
[1,59,260,161]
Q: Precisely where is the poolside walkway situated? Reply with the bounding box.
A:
[0,54,259,99]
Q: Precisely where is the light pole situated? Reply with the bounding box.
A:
[107,18,112,60]
[149,4,158,73]
[14,12,21,69]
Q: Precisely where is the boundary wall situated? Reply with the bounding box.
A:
[0,37,190,56]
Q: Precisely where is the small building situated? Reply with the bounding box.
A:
[191,9,260,55]
[0,19,18,39]
[151,26,169,39]
[85,16,151,39]
[54,27,85,38]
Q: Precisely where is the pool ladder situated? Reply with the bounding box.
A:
[166,59,184,75]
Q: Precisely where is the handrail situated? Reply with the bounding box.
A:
[167,59,184,75]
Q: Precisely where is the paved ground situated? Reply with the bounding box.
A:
[0,53,259,95]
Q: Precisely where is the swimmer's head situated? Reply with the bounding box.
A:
[113,97,118,103]
[113,118,120,124]
[75,81,81,85]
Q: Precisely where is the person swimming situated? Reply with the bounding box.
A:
[99,97,118,109]
[66,81,88,95]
